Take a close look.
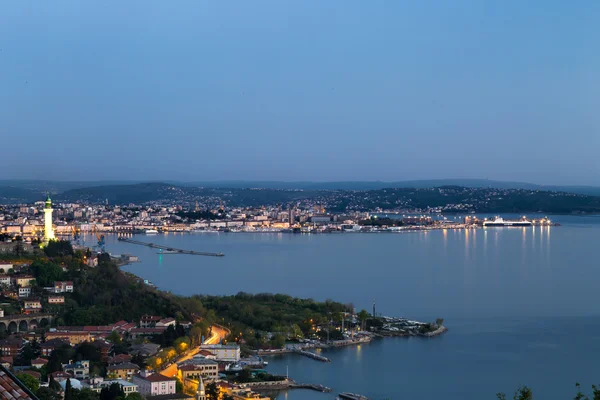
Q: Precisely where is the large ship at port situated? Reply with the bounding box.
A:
[483,217,532,227]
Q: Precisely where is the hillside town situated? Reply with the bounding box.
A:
[0,308,274,400]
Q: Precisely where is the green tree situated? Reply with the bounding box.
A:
[126,394,144,400]
[21,339,41,362]
[16,373,40,392]
[206,382,219,400]
[592,385,600,400]
[497,386,533,400]
[290,324,304,339]
[13,241,25,257]
[271,334,285,348]
[516,386,533,400]
[237,368,253,383]
[357,309,370,330]
[100,382,125,400]
[36,387,62,400]
[30,260,65,287]
[174,337,190,355]
[49,375,62,391]
[44,240,74,258]
[574,383,587,400]
[146,356,162,370]
[77,388,101,400]
[48,345,75,373]
[107,330,122,345]
[75,342,102,363]
[189,325,205,346]
[436,318,444,328]
[175,378,183,393]
[64,379,75,400]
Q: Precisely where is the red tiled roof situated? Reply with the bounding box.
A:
[139,373,175,383]
[30,358,47,366]
[40,338,69,348]
[197,350,214,357]
[0,364,37,399]
[0,337,25,347]
[217,381,235,389]
[0,356,13,366]
[82,326,112,332]
[92,340,113,349]
[108,354,131,364]
[46,332,89,338]
[129,327,166,334]
[20,370,41,380]
[117,322,137,331]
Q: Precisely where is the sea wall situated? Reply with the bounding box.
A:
[421,326,448,337]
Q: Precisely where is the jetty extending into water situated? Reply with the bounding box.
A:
[291,383,332,392]
[293,348,331,362]
[242,379,331,393]
[117,237,224,257]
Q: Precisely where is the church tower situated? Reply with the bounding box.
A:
[196,376,206,400]
[43,195,55,244]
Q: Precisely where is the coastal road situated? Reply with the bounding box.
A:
[160,325,229,377]
[205,325,228,345]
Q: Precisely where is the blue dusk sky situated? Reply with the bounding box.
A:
[1,1,599,184]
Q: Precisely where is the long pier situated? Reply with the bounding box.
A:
[293,349,331,362]
[117,237,224,257]
[291,383,332,392]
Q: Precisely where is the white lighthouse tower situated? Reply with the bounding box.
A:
[44,195,55,244]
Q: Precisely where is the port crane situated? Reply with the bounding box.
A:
[71,226,82,246]
[92,226,106,252]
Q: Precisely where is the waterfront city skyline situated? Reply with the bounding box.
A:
[1,1,600,184]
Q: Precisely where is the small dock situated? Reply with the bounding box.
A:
[293,349,330,362]
[291,383,332,392]
[117,237,224,257]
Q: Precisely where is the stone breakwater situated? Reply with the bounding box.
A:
[421,326,448,337]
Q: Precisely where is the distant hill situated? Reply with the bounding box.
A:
[0,186,44,204]
[186,179,600,195]
[54,182,191,204]
[3,178,600,196]
[4,179,600,208]
[0,180,145,193]
[54,182,322,206]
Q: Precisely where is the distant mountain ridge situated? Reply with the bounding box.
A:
[0,186,44,204]
[2,179,600,205]
[3,178,600,195]
[159,179,600,196]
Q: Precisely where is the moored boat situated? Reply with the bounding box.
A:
[483,217,532,227]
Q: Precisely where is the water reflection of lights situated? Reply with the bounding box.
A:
[464,228,469,260]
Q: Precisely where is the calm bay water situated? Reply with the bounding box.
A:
[106,215,600,399]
